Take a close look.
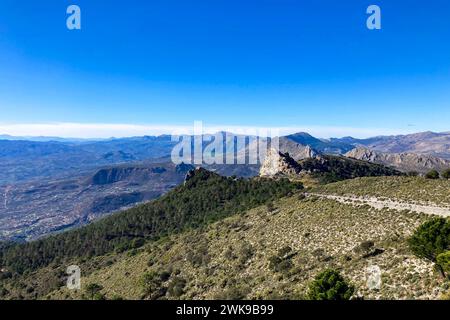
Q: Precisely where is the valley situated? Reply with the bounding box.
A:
[0,161,193,241]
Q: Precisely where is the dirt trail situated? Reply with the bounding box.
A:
[309,193,450,217]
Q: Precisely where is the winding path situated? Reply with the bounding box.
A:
[308,193,450,217]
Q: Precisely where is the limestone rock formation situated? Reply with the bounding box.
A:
[259,149,302,177]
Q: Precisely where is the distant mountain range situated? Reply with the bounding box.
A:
[331,131,450,160]
[1,131,449,185]
[345,147,450,174]
[1,130,449,241]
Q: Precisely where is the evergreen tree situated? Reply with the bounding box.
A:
[307,269,354,300]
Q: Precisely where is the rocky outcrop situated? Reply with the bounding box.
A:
[345,147,450,174]
[259,149,302,177]
[184,167,218,184]
[278,137,319,161]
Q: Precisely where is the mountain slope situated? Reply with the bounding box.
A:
[345,147,450,174]
[286,132,353,154]
[4,176,447,300]
[0,169,300,275]
[1,176,449,300]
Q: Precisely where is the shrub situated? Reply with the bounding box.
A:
[167,277,187,298]
[409,218,450,262]
[141,271,167,300]
[355,241,374,253]
[85,283,103,300]
[442,169,450,180]
[266,202,275,213]
[214,286,248,300]
[269,247,294,274]
[238,242,254,265]
[307,269,354,300]
[437,251,450,277]
[425,170,440,179]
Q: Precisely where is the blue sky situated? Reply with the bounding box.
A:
[0,0,449,138]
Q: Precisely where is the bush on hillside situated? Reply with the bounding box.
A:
[425,170,440,179]
[409,218,450,277]
[307,269,354,300]
[442,169,450,180]
[437,251,450,278]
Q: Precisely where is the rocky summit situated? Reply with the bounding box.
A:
[259,149,302,177]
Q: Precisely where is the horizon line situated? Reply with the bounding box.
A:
[0,122,445,140]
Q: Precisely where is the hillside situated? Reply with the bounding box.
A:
[345,147,450,174]
[0,169,300,275]
[1,176,449,300]
[313,176,450,206]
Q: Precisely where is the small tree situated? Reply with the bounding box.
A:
[266,202,275,213]
[85,283,103,300]
[442,169,450,180]
[307,269,354,300]
[141,271,167,300]
[437,251,450,278]
[167,277,187,298]
[425,169,440,179]
[409,218,450,277]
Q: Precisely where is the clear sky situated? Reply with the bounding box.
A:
[0,0,449,138]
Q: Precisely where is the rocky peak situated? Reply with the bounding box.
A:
[277,137,319,161]
[345,147,378,162]
[259,148,301,177]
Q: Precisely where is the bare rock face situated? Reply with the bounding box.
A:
[259,149,301,177]
[345,147,450,174]
[278,137,318,161]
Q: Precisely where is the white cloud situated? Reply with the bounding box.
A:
[0,122,421,139]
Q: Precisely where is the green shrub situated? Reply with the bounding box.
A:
[269,247,294,274]
[307,269,354,300]
[167,277,187,298]
[85,283,103,300]
[425,170,440,179]
[214,286,248,300]
[408,218,450,262]
[238,242,254,265]
[141,271,167,300]
[437,251,450,277]
[442,169,450,180]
